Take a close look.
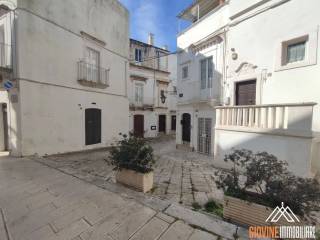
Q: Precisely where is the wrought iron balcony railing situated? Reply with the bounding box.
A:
[77,61,109,89]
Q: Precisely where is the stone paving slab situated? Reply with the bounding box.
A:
[165,204,249,240]
[34,135,224,211]
[0,208,9,240]
[158,220,194,240]
[0,155,232,240]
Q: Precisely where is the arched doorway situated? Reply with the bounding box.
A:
[182,113,191,143]
[133,114,144,138]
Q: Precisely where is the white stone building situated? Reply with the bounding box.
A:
[0,0,129,156]
[128,35,177,138]
[176,0,320,177]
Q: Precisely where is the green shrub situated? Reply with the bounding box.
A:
[109,133,155,173]
[316,230,320,240]
[204,200,223,217]
[215,149,320,217]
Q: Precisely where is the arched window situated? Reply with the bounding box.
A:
[85,108,101,145]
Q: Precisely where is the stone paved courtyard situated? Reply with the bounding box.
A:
[0,150,248,240]
[150,135,224,207]
[35,135,224,209]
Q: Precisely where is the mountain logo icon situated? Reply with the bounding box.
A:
[266,202,300,223]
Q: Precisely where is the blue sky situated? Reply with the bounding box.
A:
[119,0,193,52]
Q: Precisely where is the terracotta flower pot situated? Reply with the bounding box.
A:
[116,169,154,193]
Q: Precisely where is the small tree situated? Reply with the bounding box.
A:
[109,133,155,173]
[215,149,320,217]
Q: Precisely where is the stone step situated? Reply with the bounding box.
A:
[164,204,249,240]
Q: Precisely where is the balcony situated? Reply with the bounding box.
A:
[215,103,316,135]
[0,43,12,71]
[77,61,109,89]
[178,0,224,23]
[178,80,220,106]
[214,103,318,177]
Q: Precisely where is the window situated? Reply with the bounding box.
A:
[86,47,100,66]
[135,83,143,105]
[200,57,213,89]
[182,66,188,79]
[0,25,4,67]
[286,41,306,63]
[281,36,309,66]
[85,47,100,82]
[156,51,161,69]
[276,32,317,71]
[135,48,142,62]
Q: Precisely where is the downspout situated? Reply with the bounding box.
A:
[221,27,228,106]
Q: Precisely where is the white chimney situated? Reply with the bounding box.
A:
[148,33,154,45]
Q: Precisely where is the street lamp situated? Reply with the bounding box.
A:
[160,90,166,104]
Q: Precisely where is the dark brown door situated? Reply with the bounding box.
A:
[134,115,144,138]
[236,80,256,105]
[159,115,166,133]
[171,115,176,131]
[182,113,191,142]
[2,104,8,151]
[85,108,101,145]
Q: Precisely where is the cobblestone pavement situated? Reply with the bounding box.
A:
[35,135,224,209]
[0,155,225,240]
[150,135,224,207]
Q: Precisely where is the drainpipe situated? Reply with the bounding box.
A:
[221,28,228,106]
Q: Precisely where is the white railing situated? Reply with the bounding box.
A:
[215,103,316,132]
[77,61,109,86]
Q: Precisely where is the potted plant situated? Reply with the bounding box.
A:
[109,133,155,193]
[215,149,320,226]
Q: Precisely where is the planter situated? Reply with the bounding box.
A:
[223,196,302,227]
[116,169,153,193]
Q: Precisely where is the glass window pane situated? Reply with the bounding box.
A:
[182,66,188,79]
[287,41,306,63]
[207,57,213,88]
[200,59,206,89]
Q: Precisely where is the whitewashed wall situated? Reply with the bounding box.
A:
[213,0,320,176]
[226,0,320,132]
[10,0,129,155]
[214,129,314,177]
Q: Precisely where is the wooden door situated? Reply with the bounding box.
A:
[2,103,8,151]
[171,115,176,131]
[85,108,101,145]
[182,113,191,142]
[134,115,144,138]
[236,80,256,105]
[158,115,166,133]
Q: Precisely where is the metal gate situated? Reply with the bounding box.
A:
[198,118,212,155]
